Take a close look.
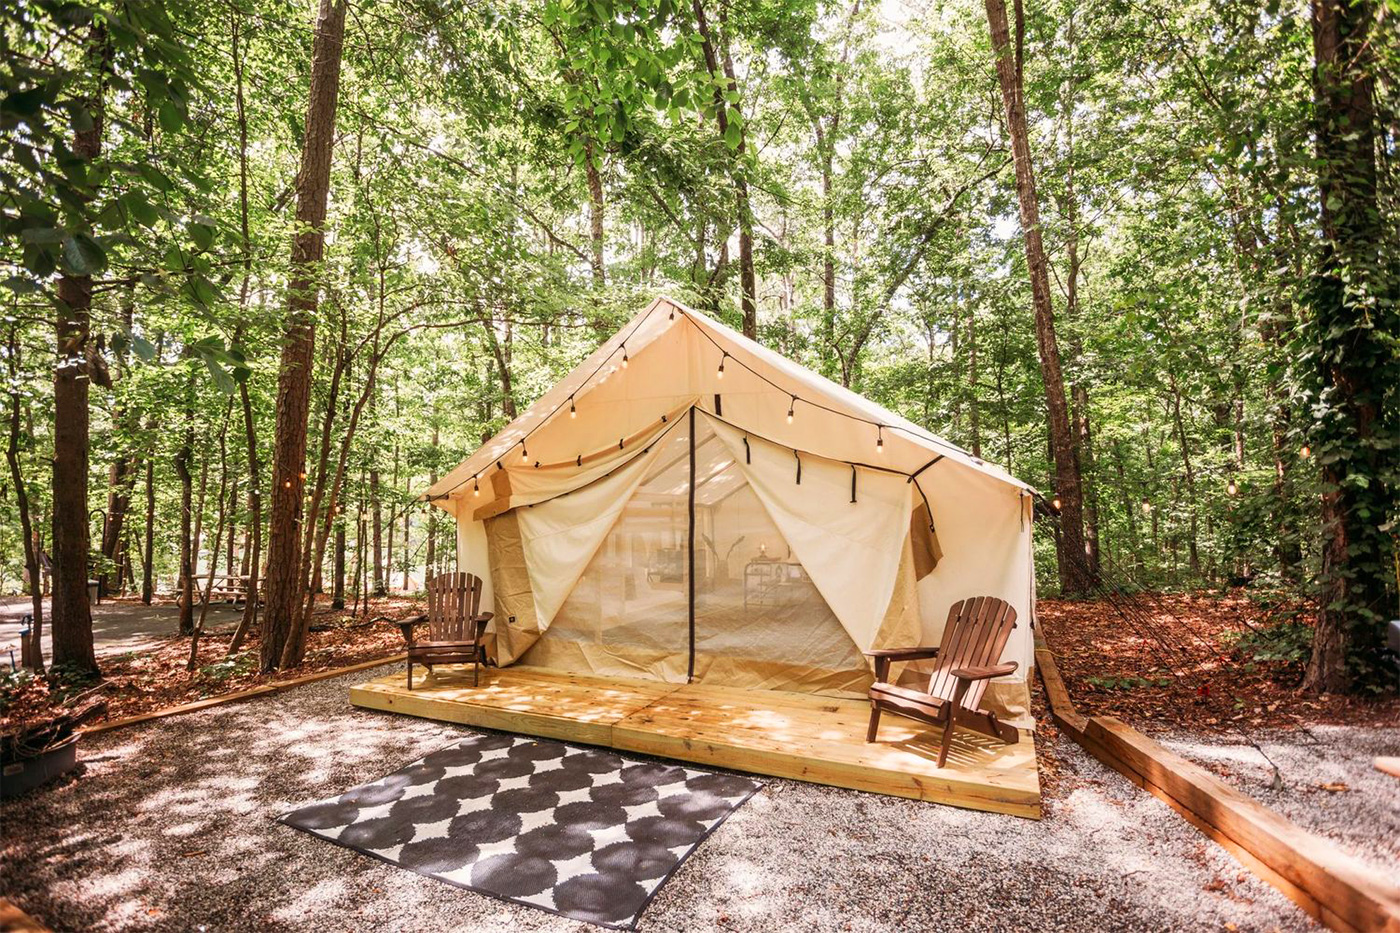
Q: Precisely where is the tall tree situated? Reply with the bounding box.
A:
[1302,0,1395,691]
[50,23,108,674]
[260,0,349,670]
[692,0,757,338]
[983,0,1092,594]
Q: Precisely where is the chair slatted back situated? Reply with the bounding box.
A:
[427,572,483,642]
[925,596,1017,711]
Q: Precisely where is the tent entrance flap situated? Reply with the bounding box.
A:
[512,407,872,696]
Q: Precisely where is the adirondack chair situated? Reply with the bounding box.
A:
[395,572,494,689]
[864,596,1020,768]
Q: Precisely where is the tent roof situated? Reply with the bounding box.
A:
[425,296,1033,504]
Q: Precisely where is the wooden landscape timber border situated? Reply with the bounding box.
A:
[79,653,406,736]
[1035,639,1400,933]
[0,897,51,933]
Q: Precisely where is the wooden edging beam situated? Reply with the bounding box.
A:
[0,897,52,933]
[1034,639,1400,933]
[81,653,406,736]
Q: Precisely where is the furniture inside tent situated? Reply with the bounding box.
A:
[423,296,1039,729]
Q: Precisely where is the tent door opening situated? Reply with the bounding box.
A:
[516,406,873,697]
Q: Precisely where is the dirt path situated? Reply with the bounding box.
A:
[1,597,243,662]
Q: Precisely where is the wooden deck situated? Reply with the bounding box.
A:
[349,665,1041,818]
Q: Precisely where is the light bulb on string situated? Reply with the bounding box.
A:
[569,397,576,418]
[717,352,727,380]
[787,396,795,424]
[876,425,884,454]
[1227,479,1238,496]
[473,476,480,497]
[1051,495,1062,511]
[520,442,529,463]
[1300,444,1312,459]
[1141,498,1152,514]
[621,347,629,368]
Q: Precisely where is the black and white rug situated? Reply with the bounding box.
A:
[279,733,761,929]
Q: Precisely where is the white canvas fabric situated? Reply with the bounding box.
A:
[516,435,671,631]
[433,296,1038,727]
[700,411,913,653]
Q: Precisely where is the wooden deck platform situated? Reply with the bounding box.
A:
[349,665,1041,818]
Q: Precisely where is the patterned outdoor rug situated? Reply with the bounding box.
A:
[279,733,761,929]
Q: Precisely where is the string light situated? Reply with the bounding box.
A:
[435,301,973,502]
[473,476,480,496]
[284,480,292,488]
[1051,495,1062,511]
[1227,479,1238,496]
[1300,444,1311,459]
[1141,498,1152,514]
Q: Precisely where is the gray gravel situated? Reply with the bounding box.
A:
[1,664,1319,932]
[1152,725,1400,879]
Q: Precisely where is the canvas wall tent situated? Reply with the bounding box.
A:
[424,296,1040,727]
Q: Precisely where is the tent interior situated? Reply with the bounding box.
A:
[426,296,1039,729]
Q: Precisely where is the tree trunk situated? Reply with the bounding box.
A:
[260,0,348,671]
[142,454,155,604]
[51,24,107,674]
[584,139,606,286]
[371,463,384,597]
[227,3,263,655]
[1304,0,1389,692]
[175,397,195,635]
[425,426,438,583]
[983,0,1092,594]
[5,327,43,671]
[693,0,757,339]
[332,522,346,609]
[968,306,981,458]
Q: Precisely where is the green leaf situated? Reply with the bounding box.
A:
[20,227,63,245]
[723,120,741,149]
[158,100,183,133]
[132,335,157,362]
[202,354,235,395]
[63,233,107,276]
[122,191,159,227]
[138,163,174,193]
[189,218,215,251]
[68,105,94,133]
[2,87,48,117]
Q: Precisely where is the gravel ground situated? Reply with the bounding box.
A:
[1152,725,1400,878]
[1,664,1320,933]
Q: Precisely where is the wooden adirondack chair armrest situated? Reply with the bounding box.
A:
[864,646,940,660]
[864,646,939,682]
[949,662,1018,683]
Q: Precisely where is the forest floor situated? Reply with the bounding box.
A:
[1037,590,1400,728]
[0,661,1322,933]
[0,595,416,732]
[1037,590,1399,891]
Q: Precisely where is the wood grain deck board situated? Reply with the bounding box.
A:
[348,665,1041,818]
